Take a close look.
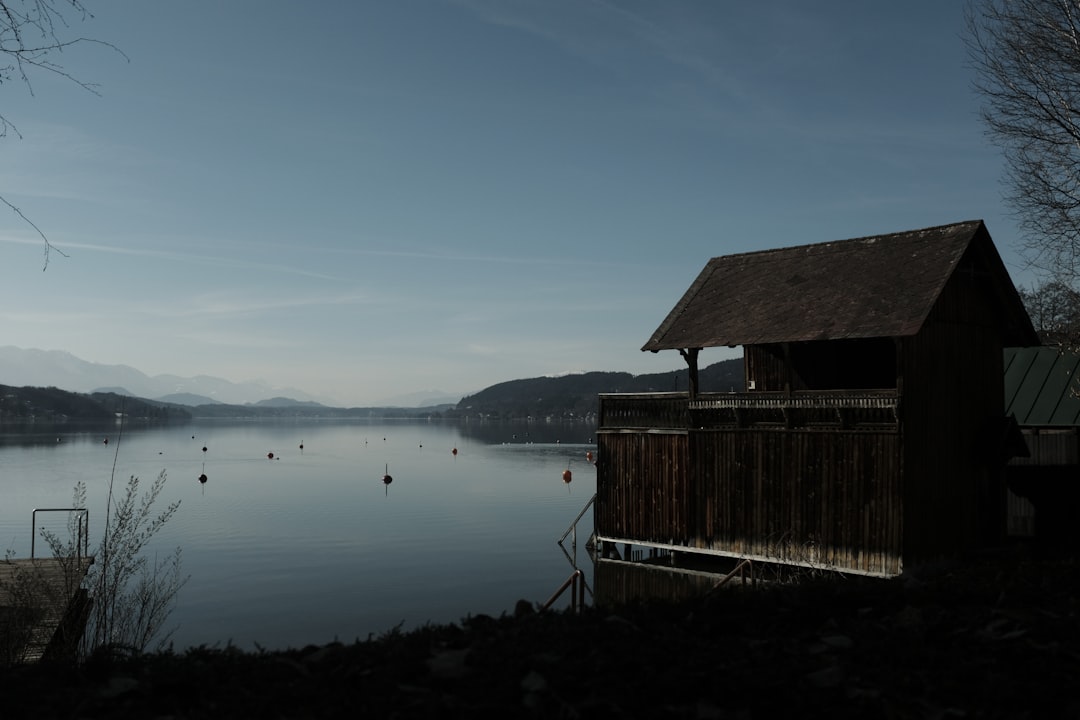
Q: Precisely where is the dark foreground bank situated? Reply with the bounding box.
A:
[3,544,1077,719]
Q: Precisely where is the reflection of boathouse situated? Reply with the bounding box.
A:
[593,221,1038,578]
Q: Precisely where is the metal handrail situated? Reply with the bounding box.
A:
[541,569,585,613]
[711,558,754,590]
[558,493,596,547]
[31,507,89,560]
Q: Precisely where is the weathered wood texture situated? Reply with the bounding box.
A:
[597,392,689,430]
[596,430,689,545]
[1011,428,1080,466]
[596,422,903,576]
[690,429,901,575]
[0,557,93,664]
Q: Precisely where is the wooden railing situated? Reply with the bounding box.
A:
[597,392,689,430]
[599,390,900,431]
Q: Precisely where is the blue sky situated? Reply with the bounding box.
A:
[0,1,1034,406]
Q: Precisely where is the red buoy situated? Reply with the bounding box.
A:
[452,447,458,457]
[562,469,572,484]
[586,450,594,464]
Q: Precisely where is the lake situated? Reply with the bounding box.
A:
[0,418,598,651]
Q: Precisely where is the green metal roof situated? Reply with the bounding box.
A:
[1004,346,1080,426]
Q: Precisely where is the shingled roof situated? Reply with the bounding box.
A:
[642,220,1039,352]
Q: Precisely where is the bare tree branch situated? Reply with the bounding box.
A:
[967,0,1080,280]
[1,193,67,269]
[0,1,126,268]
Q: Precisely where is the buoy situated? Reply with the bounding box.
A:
[452,447,458,457]
[198,473,207,485]
[267,452,274,460]
[202,446,207,453]
[299,441,304,453]
[586,450,594,464]
[382,464,393,496]
[562,468,572,484]
[103,438,108,445]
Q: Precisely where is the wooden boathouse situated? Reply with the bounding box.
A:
[1003,345,1080,544]
[594,220,1039,577]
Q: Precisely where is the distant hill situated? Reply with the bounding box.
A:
[0,350,747,423]
[156,393,223,406]
[0,346,332,406]
[253,397,326,408]
[0,385,193,423]
[449,359,744,419]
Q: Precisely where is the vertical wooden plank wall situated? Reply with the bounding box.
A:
[596,431,689,545]
[691,428,902,575]
[597,427,903,575]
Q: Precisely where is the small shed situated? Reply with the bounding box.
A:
[595,220,1039,576]
[1003,345,1080,544]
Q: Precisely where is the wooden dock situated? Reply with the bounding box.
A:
[0,557,94,664]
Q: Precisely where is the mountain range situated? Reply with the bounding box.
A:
[0,345,744,416]
[0,346,343,407]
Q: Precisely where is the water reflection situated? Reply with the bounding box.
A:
[454,418,596,445]
[1,418,602,650]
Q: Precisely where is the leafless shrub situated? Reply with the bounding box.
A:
[42,472,187,656]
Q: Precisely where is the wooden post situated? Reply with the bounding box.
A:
[679,348,701,400]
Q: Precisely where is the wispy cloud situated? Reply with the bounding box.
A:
[321,243,619,269]
[450,0,745,97]
[177,290,375,318]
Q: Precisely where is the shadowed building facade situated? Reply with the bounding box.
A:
[595,220,1038,576]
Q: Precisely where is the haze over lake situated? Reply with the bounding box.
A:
[0,419,597,650]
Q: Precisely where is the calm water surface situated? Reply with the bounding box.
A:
[0,419,597,650]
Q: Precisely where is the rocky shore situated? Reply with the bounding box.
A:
[3,544,1077,718]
